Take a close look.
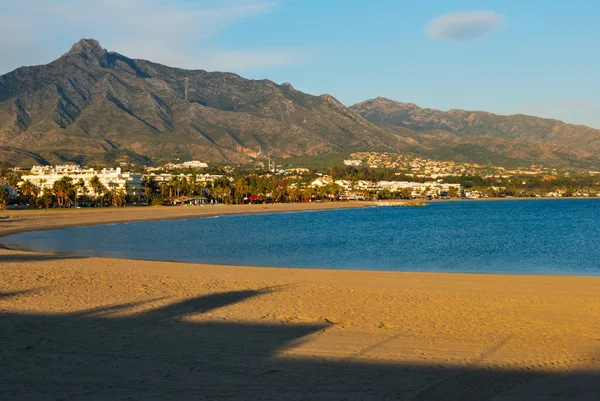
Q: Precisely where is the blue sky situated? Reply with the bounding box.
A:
[1,0,599,128]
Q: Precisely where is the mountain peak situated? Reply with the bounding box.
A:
[65,38,106,59]
[354,97,419,111]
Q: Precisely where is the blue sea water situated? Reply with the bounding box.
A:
[2,199,600,275]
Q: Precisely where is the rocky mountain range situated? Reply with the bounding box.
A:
[1,39,599,169]
[351,98,600,169]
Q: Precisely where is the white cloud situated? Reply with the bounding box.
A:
[0,0,302,74]
[426,11,504,43]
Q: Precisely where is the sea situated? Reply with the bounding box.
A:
[2,199,600,275]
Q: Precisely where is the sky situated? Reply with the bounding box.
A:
[1,0,599,128]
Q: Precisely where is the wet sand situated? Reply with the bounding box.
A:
[1,205,599,400]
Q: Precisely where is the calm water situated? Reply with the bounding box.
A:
[3,199,600,275]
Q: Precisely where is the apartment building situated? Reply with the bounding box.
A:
[20,165,143,196]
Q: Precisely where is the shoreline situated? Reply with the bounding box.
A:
[430,196,600,203]
[2,199,599,278]
[0,202,368,240]
[2,203,600,399]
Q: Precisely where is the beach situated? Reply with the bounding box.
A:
[1,205,600,400]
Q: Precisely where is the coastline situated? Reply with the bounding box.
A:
[3,199,599,278]
[430,196,600,203]
[2,203,600,399]
[0,202,368,240]
[2,196,597,240]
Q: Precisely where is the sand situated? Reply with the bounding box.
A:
[1,205,599,400]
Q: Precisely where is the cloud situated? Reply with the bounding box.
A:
[0,0,302,74]
[426,11,504,42]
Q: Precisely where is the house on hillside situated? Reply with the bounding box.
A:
[334,180,353,191]
[310,176,334,187]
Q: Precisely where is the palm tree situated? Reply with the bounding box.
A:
[89,175,105,206]
[0,187,10,210]
[19,180,38,205]
[168,176,180,199]
[144,186,152,205]
[8,173,19,189]
[109,188,126,207]
[288,187,302,203]
[52,177,75,208]
[180,176,189,196]
[189,174,197,194]
[141,176,158,205]
[0,169,6,187]
[38,188,54,210]
[75,179,86,207]
[233,177,248,204]
[301,186,316,202]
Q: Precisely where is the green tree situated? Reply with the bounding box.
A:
[89,175,106,206]
[233,177,248,204]
[19,180,39,204]
[400,188,413,199]
[288,187,302,203]
[52,177,75,208]
[37,188,54,210]
[109,188,126,207]
[168,176,180,198]
[141,176,158,205]
[301,186,316,202]
[75,179,86,207]
[7,173,19,188]
[180,176,190,196]
[0,187,10,209]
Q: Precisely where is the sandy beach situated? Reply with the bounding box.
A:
[1,205,600,400]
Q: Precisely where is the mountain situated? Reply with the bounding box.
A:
[351,98,600,169]
[1,39,599,169]
[0,39,410,166]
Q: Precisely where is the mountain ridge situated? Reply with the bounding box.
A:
[0,39,410,166]
[1,39,599,169]
[350,97,600,169]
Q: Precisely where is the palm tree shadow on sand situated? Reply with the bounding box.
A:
[0,287,599,400]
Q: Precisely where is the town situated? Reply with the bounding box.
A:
[1,152,599,209]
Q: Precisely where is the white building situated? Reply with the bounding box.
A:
[181,161,209,169]
[310,176,334,187]
[343,159,362,166]
[20,165,142,197]
[334,179,353,190]
[148,161,210,171]
[356,180,378,191]
[377,181,461,197]
[145,173,223,184]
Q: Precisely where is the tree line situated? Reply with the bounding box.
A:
[2,167,599,209]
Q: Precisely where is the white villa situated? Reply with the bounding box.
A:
[343,159,363,166]
[310,176,334,187]
[145,173,223,184]
[377,181,462,197]
[147,160,209,171]
[334,179,353,191]
[20,165,143,196]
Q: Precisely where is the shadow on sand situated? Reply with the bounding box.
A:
[0,287,598,400]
